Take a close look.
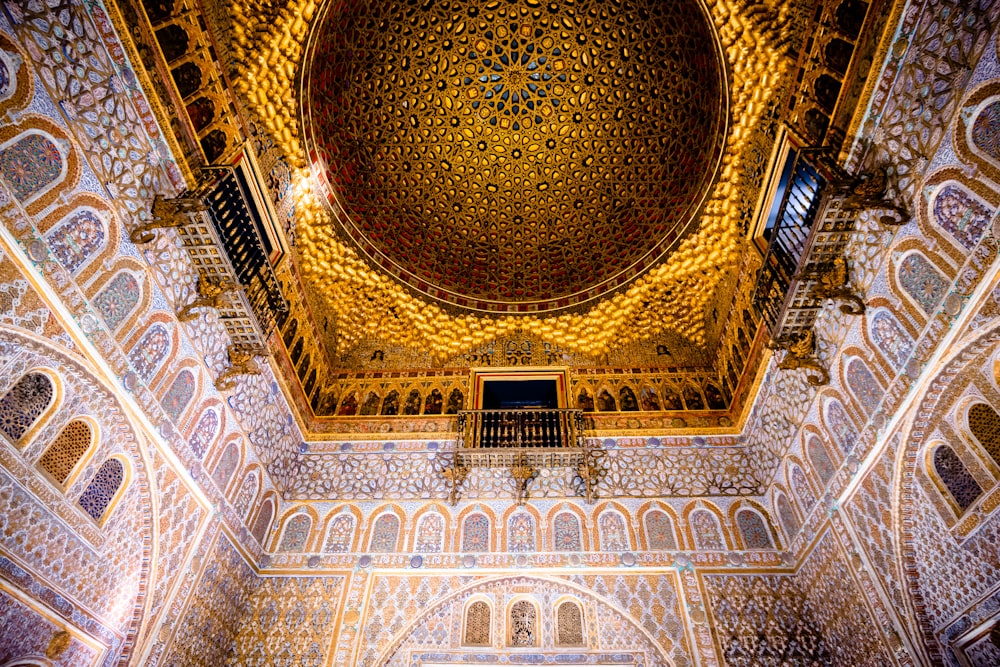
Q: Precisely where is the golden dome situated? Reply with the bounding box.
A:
[303,0,727,313]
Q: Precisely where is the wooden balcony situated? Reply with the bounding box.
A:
[445,408,596,504]
[752,147,904,385]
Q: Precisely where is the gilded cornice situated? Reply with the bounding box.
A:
[224,0,800,363]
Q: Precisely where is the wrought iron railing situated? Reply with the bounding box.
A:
[130,148,289,388]
[457,408,584,450]
[749,146,894,385]
[199,163,288,340]
[446,408,595,504]
[753,150,828,334]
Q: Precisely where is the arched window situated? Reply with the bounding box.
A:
[233,472,258,519]
[968,403,1000,467]
[187,409,218,459]
[279,514,312,551]
[415,512,445,553]
[78,458,125,522]
[933,445,983,512]
[324,513,356,553]
[690,509,724,550]
[598,509,629,551]
[555,600,585,646]
[0,132,63,202]
[507,512,536,552]
[643,510,677,550]
[825,399,858,455]
[776,494,800,539]
[161,370,195,423]
[461,513,491,552]
[869,308,913,370]
[845,358,882,416]
[897,252,949,316]
[370,513,400,552]
[463,600,491,646]
[972,100,1000,163]
[212,441,240,492]
[128,324,171,383]
[38,419,93,486]
[791,465,817,513]
[807,436,836,487]
[251,498,273,545]
[508,600,537,647]
[0,372,54,444]
[735,509,773,549]
[931,183,991,250]
[552,511,582,551]
[93,272,140,331]
[46,208,106,275]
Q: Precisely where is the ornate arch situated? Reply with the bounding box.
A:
[0,326,155,665]
[894,318,1000,663]
[320,504,363,553]
[455,504,497,552]
[0,32,34,116]
[0,115,80,214]
[370,575,681,667]
[363,504,406,553]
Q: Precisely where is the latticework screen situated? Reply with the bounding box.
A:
[78,458,125,522]
[509,601,536,647]
[38,420,92,485]
[933,445,983,511]
[0,373,53,443]
[464,601,491,646]
[969,403,1000,465]
[556,601,584,646]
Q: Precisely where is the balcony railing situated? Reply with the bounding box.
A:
[749,146,900,385]
[458,408,584,450]
[753,149,829,335]
[130,148,289,388]
[446,408,595,504]
[203,164,287,335]
[752,148,871,342]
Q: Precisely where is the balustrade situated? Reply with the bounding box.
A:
[444,408,595,505]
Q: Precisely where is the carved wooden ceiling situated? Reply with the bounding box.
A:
[213,0,797,371]
[302,0,727,313]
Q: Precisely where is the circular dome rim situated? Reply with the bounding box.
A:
[299,0,731,315]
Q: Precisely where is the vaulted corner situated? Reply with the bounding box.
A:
[3,0,1000,665]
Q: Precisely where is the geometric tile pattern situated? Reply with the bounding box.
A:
[161,535,259,667]
[305,0,725,311]
[229,575,345,666]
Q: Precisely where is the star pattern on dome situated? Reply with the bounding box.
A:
[305,0,726,311]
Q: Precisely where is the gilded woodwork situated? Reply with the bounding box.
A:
[130,193,208,244]
[177,274,239,321]
[215,344,268,391]
[770,329,830,386]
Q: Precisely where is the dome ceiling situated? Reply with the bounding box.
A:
[225,0,792,364]
[303,0,727,313]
